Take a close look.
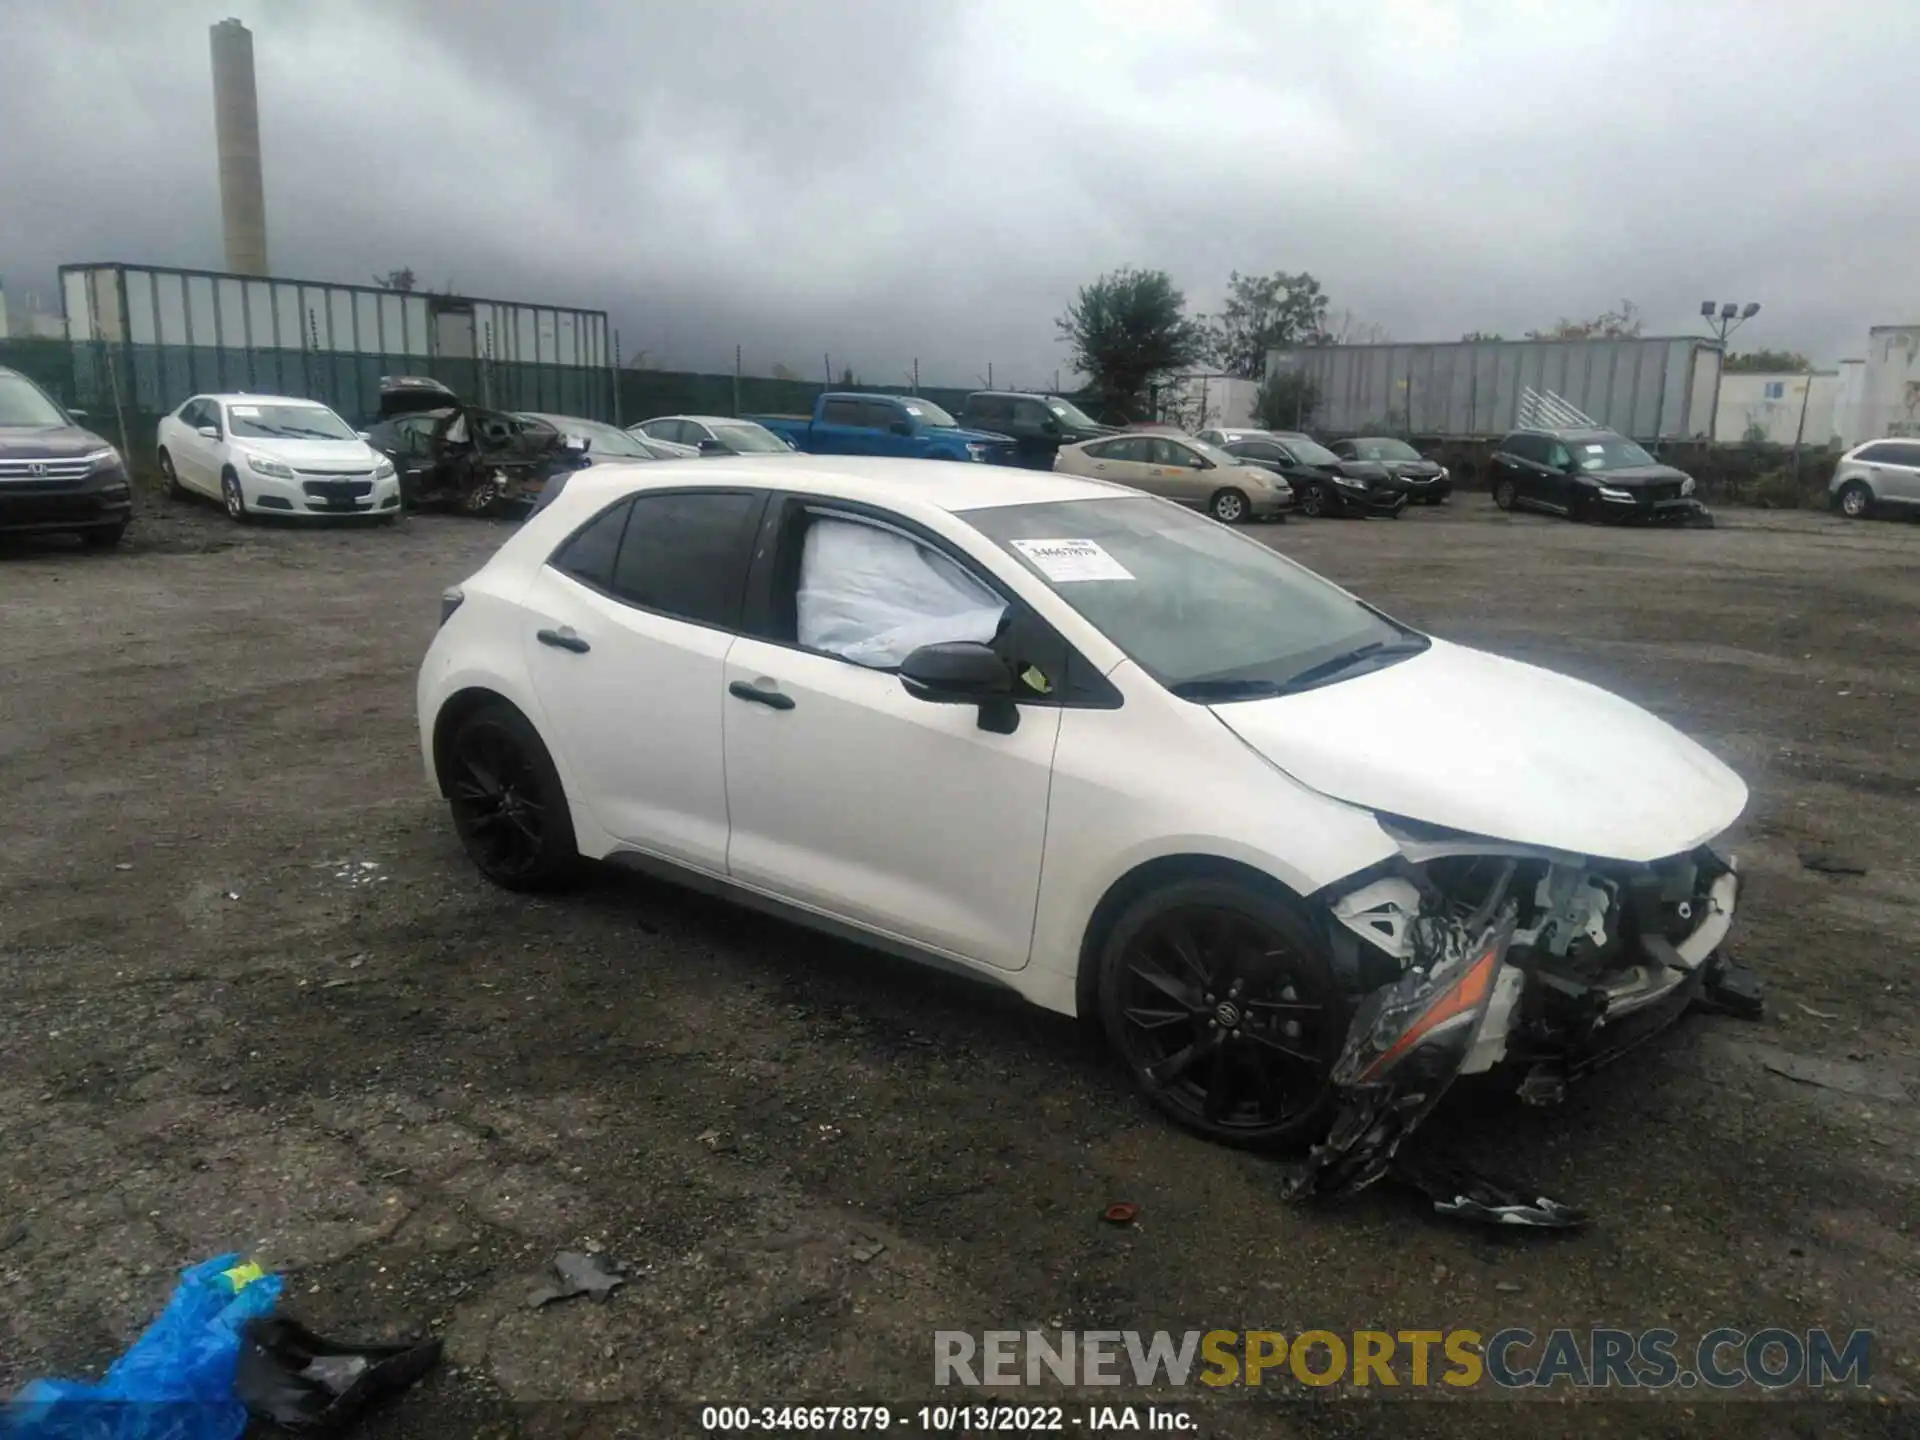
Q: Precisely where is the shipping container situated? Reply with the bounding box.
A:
[1266,336,1723,443]
[1858,325,1920,440]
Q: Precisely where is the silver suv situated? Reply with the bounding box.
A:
[1830,439,1920,519]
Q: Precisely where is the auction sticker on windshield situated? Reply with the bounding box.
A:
[1010,538,1134,583]
[231,405,261,417]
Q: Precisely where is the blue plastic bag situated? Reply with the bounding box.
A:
[5,1253,283,1440]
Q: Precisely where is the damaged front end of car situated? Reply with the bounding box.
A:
[1287,825,1762,1225]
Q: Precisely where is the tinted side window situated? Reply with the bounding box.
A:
[1149,437,1200,467]
[1330,440,1355,457]
[861,400,902,431]
[822,398,863,426]
[553,499,632,590]
[611,491,760,629]
[1229,441,1285,462]
[1546,440,1573,469]
[1500,433,1540,463]
[1855,441,1920,465]
[968,396,1011,426]
[1012,398,1049,429]
[1887,442,1920,467]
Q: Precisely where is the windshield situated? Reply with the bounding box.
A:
[0,374,73,427]
[1573,436,1655,471]
[712,422,791,454]
[902,400,959,428]
[968,496,1420,693]
[527,415,653,458]
[1046,397,1100,428]
[1352,438,1422,462]
[1283,437,1341,466]
[226,402,356,441]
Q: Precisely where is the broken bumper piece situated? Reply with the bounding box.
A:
[1290,852,1760,1224]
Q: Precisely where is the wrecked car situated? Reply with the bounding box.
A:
[418,464,1754,1222]
[362,376,577,516]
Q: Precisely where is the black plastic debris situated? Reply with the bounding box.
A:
[235,1316,441,1432]
[1696,956,1765,1020]
[528,1250,625,1308]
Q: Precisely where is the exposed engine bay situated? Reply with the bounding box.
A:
[1290,823,1762,1225]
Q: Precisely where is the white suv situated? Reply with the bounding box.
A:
[1829,438,1920,519]
[157,394,401,523]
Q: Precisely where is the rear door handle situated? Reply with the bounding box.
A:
[729,680,795,711]
[537,627,590,654]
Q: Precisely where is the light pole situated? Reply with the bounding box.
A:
[1701,300,1760,442]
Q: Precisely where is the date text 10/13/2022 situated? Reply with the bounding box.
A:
[700,1405,1194,1432]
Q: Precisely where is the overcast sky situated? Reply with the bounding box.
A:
[3,0,1914,386]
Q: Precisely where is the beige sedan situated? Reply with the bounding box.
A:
[1052,432,1292,523]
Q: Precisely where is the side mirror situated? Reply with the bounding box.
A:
[698,437,726,453]
[197,425,221,441]
[899,640,1018,734]
[1040,417,1061,434]
[356,430,372,442]
[67,408,90,421]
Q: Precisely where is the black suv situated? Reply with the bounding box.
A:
[1489,427,1710,525]
[1198,427,1407,518]
[958,391,1112,470]
[0,367,132,547]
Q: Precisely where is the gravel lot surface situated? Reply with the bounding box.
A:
[2,492,1915,1437]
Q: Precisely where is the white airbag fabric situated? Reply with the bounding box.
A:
[797,518,1005,668]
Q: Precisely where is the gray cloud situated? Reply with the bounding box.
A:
[3,0,1915,387]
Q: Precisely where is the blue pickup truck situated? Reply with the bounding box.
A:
[748,392,1018,464]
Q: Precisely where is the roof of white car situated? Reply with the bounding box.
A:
[197,393,335,408]
[567,453,1131,513]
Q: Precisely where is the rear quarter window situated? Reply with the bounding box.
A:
[553,499,632,590]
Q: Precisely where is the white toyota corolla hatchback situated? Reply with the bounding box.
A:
[418,456,1755,1210]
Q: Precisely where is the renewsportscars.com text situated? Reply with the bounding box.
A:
[933,1327,1872,1391]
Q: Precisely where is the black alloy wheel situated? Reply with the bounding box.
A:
[1099,878,1346,1148]
[1299,483,1328,518]
[444,703,578,890]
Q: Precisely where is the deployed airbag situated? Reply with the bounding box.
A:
[797,518,1005,667]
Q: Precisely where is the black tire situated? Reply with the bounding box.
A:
[83,523,126,549]
[1209,488,1250,525]
[442,701,579,891]
[1096,876,1347,1149]
[1298,483,1327,519]
[220,468,252,525]
[1492,476,1517,511]
[158,448,185,500]
[1836,480,1873,520]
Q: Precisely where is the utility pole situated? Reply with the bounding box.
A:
[911,357,919,395]
[733,344,742,417]
[987,361,994,388]
[1700,300,1760,443]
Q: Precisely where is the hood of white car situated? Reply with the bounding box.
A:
[1210,638,1747,862]
[236,438,381,469]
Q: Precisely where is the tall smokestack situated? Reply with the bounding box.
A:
[210,18,269,275]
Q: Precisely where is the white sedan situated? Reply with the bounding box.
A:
[417,457,1755,1210]
[156,394,402,522]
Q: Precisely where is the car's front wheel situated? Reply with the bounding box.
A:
[1492,476,1517,511]
[220,468,251,524]
[1298,483,1327,518]
[1097,876,1347,1149]
[1209,489,1250,524]
[443,701,579,891]
[1837,480,1873,520]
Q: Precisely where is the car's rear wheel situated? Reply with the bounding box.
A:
[158,449,185,500]
[443,701,579,891]
[83,523,126,549]
[1298,483,1327,518]
[1097,877,1346,1149]
[1837,480,1873,520]
[220,468,251,524]
[1209,489,1250,524]
[1492,476,1517,511]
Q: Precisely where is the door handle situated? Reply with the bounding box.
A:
[729,680,795,711]
[537,627,590,654]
